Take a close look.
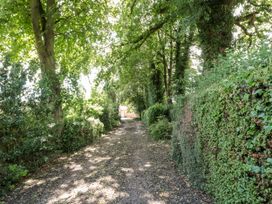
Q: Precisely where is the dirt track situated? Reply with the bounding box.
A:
[4,119,212,204]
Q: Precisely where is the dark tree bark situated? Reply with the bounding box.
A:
[30,0,63,136]
[148,62,163,106]
[157,30,173,104]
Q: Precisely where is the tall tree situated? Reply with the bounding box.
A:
[30,0,63,135]
[148,61,164,105]
[174,25,194,95]
[0,0,109,135]
[197,0,238,71]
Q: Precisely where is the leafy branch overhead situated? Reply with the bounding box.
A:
[0,0,271,202]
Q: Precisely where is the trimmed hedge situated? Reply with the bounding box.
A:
[142,103,170,126]
[172,45,272,203]
[142,103,172,140]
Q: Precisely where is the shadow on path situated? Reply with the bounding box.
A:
[3,119,212,204]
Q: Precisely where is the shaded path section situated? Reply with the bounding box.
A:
[4,120,212,204]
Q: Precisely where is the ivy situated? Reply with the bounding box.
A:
[172,44,272,203]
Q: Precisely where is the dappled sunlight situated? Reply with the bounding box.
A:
[46,176,128,204]
[48,177,61,182]
[92,156,112,164]
[138,161,153,172]
[115,129,125,134]
[141,193,167,204]
[121,167,134,177]
[144,162,152,168]
[5,120,211,204]
[89,166,97,171]
[65,163,83,171]
[24,179,46,188]
[159,192,170,198]
[84,146,97,153]
[148,200,166,204]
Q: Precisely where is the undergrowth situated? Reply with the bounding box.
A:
[0,59,120,196]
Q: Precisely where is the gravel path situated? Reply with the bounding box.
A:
[3,119,212,204]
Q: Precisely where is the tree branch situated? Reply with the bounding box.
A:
[248,0,272,13]
[44,0,55,61]
[30,0,46,66]
[235,21,253,48]
[235,11,258,23]
[129,0,137,16]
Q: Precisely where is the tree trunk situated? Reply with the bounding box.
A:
[167,34,173,104]
[197,0,236,71]
[148,62,163,106]
[158,31,172,104]
[175,26,194,95]
[30,0,63,136]
[162,57,168,100]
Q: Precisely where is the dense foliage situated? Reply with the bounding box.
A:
[1,0,272,202]
[172,45,272,203]
[142,103,170,126]
[0,61,119,195]
[142,103,171,140]
[0,0,121,196]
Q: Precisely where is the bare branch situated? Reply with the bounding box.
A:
[235,22,251,36]
[235,11,258,23]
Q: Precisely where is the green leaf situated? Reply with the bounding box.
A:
[264,126,272,134]
[267,158,272,164]
[253,89,263,96]
[242,94,250,101]
[251,165,261,173]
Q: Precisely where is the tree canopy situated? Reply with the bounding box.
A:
[0,0,271,202]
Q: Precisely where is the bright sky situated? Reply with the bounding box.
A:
[79,69,99,99]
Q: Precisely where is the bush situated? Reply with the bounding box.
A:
[60,117,104,152]
[143,103,170,126]
[99,103,120,131]
[149,117,172,140]
[0,58,121,197]
[172,44,272,203]
[0,164,28,196]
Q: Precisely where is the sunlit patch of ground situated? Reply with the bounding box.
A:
[3,120,212,204]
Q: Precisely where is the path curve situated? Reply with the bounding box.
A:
[4,120,212,204]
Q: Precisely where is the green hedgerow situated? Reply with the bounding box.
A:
[172,44,272,203]
[142,103,170,126]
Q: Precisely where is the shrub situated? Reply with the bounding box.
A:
[60,117,104,152]
[149,117,172,140]
[0,164,28,196]
[87,117,104,137]
[0,58,121,197]
[99,103,120,131]
[172,44,272,203]
[143,103,170,126]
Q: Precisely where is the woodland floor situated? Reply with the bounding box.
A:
[3,119,212,204]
